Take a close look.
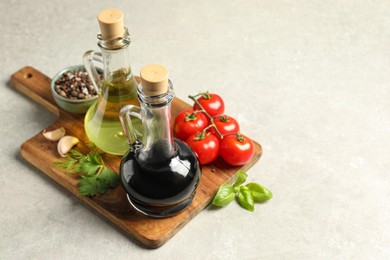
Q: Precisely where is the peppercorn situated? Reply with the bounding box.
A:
[54,70,98,100]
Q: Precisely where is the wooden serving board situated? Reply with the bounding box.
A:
[11,66,262,248]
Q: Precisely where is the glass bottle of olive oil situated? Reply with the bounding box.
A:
[83,8,141,155]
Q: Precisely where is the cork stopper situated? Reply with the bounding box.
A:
[97,8,124,40]
[140,64,169,96]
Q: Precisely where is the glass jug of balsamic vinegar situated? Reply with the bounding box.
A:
[119,64,201,218]
[83,8,141,155]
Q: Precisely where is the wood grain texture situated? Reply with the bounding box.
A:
[11,66,262,248]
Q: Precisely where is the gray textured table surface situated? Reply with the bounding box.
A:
[1,0,389,259]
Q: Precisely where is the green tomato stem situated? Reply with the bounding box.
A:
[188,94,224,139]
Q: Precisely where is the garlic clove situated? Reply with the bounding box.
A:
[57,135,79,157]
[42,127,66,141]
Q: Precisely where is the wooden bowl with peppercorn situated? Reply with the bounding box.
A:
[51,65,99,114]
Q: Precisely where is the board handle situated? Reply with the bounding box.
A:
[11,66,60,117]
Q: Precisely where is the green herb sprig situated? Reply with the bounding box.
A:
[212,170,272,211]
[53,149,120,196]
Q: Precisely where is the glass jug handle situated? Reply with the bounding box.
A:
[83,50,103,94]
[119,105,142,146]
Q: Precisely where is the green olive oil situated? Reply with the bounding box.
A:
[84,69,141,155]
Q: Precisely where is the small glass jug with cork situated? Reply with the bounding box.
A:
[119,64,201,218]
[83,8,141,155]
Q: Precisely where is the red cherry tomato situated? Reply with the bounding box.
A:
[173,110,209,141]
[220,133,254,166]
[186,132,220,165]
[193,93,225,117]
[211,114,240,140]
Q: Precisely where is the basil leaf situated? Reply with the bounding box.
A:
[212,184,235,207]
[233,170,247,187]
[237,186,254,212]
[246,182,273,202]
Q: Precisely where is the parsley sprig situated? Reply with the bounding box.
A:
[212,170,272,211]
[53,149,120,196]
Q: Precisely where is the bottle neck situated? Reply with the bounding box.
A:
[138,81,176,163]
[100,47,133,85]
[97,27,138,101]
[98,27,134,84]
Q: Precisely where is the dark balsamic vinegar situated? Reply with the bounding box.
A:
[119,64,201,218]
[120,139,201,218]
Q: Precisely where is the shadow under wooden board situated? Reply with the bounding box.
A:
[11,66,263,248]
